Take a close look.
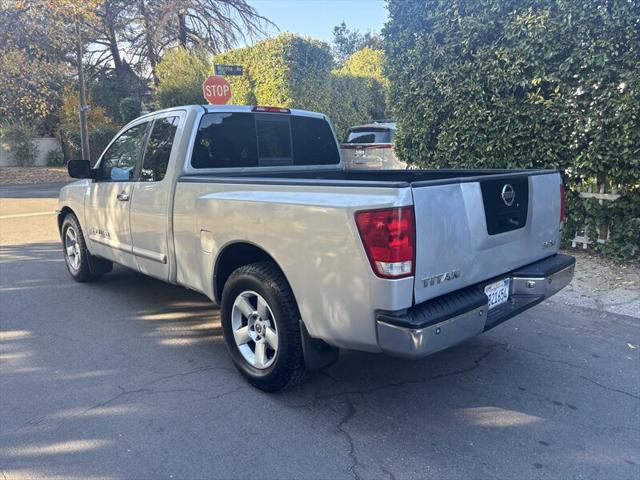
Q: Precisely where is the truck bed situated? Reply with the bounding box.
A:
[179,168,557,188]
[177,166,563,308]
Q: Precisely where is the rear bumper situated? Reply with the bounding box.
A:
[376,254,575,358]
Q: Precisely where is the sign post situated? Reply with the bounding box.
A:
[202,75,232,105]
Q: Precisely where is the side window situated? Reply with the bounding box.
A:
[141,116,179,182]
[99,123,149,181]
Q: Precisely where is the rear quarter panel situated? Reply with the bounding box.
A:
[173,181,414,351]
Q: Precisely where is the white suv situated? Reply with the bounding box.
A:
[341,121,407,170]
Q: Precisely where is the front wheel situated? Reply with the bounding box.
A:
[221,262,306,392]
[61,214,112,282]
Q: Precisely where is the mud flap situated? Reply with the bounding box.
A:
[300,321,339,370]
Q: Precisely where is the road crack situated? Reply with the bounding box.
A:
[317,343,502,401]
[336,400,363,480]
[508,344,586,370]
[580,375,640,400]
[141,366,227,387]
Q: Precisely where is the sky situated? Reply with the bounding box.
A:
[247,0,388,43]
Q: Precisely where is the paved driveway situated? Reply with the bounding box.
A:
[1,183,638,480]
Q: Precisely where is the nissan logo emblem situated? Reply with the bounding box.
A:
[501,184,515,206]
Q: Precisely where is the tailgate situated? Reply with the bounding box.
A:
[412,171,562,304]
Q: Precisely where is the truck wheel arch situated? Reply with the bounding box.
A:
[213,242,292,305]
[213,241,339,371]
[57,206,76,235]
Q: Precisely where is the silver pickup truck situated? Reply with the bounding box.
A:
[58,105,575,391]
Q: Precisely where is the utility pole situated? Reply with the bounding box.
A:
[75,13,91,163]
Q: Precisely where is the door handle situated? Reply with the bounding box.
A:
[116,191,129,202]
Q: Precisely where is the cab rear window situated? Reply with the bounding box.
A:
[191,112,340,168]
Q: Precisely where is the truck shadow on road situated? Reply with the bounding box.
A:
[2,242,638,479]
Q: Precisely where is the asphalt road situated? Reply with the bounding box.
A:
[1,183,639,480]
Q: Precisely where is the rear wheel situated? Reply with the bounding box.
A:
[61,214,112,282]
[221,262,306,392]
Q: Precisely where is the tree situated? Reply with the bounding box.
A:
[156,47,212,108]
[127,0,275,83]
[59,86,115,132]
[332,22,382,64]
[85,0,133,74]
[0,0,100,137]
[0,1,76,128]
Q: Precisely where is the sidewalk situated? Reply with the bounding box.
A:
[552,249,640,319]
[0,166,70,185]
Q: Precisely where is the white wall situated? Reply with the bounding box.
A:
[0,137,61,167]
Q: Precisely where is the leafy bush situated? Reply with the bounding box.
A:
[46,148,65,166]
[1,122,38,166]
[213,34,334,114]
[332,48,388,135]
[214,34,388,136]
[119,97,142,124]
[384,0,640,260]
[329,73,377,141]
[62,127,119,163]
[156,47,212,108]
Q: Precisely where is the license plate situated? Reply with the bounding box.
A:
[484,279,510,310]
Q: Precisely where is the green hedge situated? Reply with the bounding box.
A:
[155,34,388,139]
[385,0,640,260]
[213,34,333,113]
[156,48,211,109]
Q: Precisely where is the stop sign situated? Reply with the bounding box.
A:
[202,75,232,104]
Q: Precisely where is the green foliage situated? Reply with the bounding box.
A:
[213,34,388,137]
[119,97,142,124]
[62,127,119,163]
[155,34,389,142]
[385,0,640,260]
[213,34,333,113]
[332,22,382,64]
[60,86,116,132]
[0,2,74,131]
[561,191,640,263]
[1,122,38,166]
[340,48,387,84]
[329,73,377,141]
[90,66,144,121]
[334,47,388,132]
[46,148,65,166]
[156,47,212,108]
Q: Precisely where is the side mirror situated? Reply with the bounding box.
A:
[67,160,97,179]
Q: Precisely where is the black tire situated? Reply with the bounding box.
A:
[221,261,306,392]
[61,213,112,282]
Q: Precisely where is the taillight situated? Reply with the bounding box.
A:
[354,207,415,279]
[560,183,566,226]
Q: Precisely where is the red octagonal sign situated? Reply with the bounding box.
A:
[202,75,232,104]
